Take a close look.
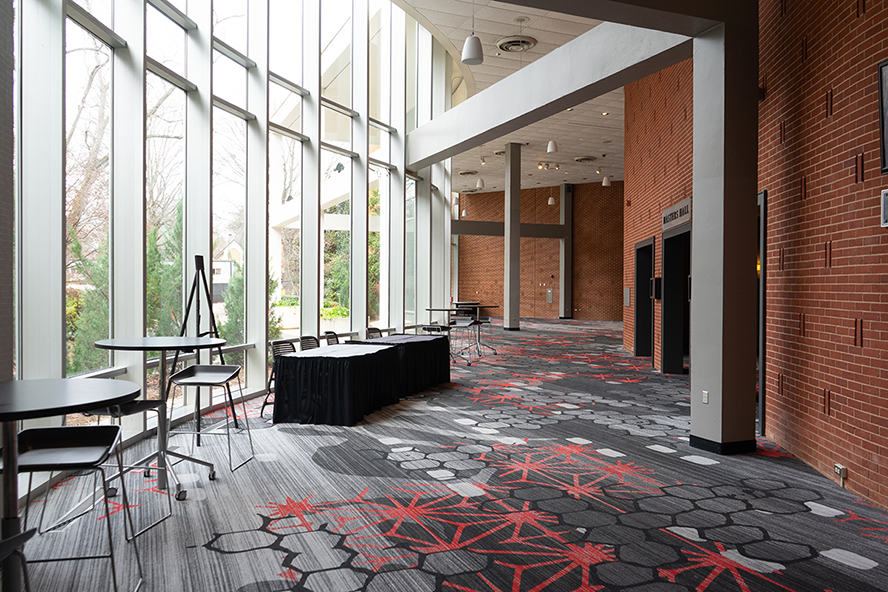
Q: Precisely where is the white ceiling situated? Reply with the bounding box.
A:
[406,0,625,193]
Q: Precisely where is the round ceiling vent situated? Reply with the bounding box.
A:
[459,170,478,176]
[495,35,537,53]
[574,156,597,163]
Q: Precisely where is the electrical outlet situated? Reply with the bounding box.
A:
[702,390,709,404]
[834,463,847,478]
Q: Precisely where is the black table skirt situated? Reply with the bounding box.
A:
[348,334,450,395]
[273,344,401,426]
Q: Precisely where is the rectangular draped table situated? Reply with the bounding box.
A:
[272,344,400,426]
[348,334,450,395]
[272,335,450,426]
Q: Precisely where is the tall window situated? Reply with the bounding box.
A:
[369,0,391,123]
[269,76,303,340]
[145,73,186,396]
[213,107,248,365]
[214,51,248,108]
[147,2,185,76]
[405,178,417,327]
[321,150,351,332]
[321,0,352,107]
[65,20,112,376]
[269,132,302,339]
[405,14,418,132]
[213,0,249,55]
[369,165,390,328]
[270,0,303,85]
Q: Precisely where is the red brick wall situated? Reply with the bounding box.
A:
[625,4,888,506]
[457,183,623,320]
[457,235,504,307]
[573,182,624,320]
[623,59,694,368]
[759,0,888,506]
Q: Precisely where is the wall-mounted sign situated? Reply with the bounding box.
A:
[662,197,692,232]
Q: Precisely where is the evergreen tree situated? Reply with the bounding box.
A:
[68,232,110,375]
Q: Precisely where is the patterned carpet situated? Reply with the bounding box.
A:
[18,319,888,591]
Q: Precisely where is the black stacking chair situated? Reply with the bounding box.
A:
[16,425,143,592]
[366,327,383,339]
[81,384,175,538]
[0,529,36,592]
[324,331,340,345]
[262,339,298,418]
[169,360,254,472]
[300,335,320,350]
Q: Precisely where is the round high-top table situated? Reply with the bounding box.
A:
[94,337,225,493]
[0,378,141,592]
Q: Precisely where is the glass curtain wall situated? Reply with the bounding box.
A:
[14,0,423,440]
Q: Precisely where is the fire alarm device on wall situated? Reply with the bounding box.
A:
[882,189,888,227]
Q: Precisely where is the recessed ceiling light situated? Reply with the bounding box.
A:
[566,108,573,111]
[602,112,608,116]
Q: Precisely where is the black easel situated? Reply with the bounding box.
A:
[169,255,240,446]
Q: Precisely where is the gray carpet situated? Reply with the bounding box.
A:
[16,319,888,591]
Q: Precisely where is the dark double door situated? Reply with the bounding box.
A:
[634,239,654,357]
[661,226,691,374]
[634,228,691,373]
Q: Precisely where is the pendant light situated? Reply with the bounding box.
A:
[547,187,555,206]
[476,177,485,190]
[547,140,558,153]
[462,0,483,65]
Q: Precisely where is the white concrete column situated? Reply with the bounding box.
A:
[429,40,450,311]
[245,0,269,393]
[503,142,521,330]
[113,0,147,438]
[388,10,406,331]
[414,26,434,324]
[689,21,759,453]
[20,0,65,379]
[415,166,432,324]
[185,0,213,348]
[301,0,322,337]
[352,0,369,335]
